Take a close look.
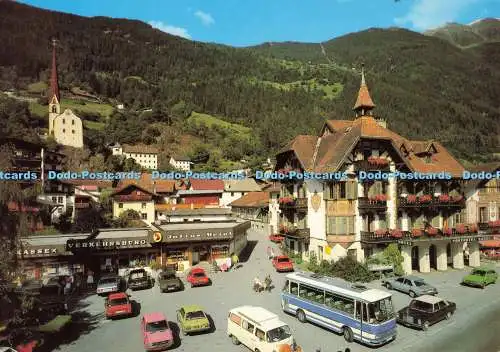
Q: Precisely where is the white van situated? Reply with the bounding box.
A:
[227,306,300,352]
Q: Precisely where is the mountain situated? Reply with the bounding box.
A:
[0,1,498,167]
[424,18,500,47]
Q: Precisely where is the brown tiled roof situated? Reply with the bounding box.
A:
[111,183,156,196]
[223,179,261,192]
[230,191,269,208]
[279,135,319,171]
[288,116,465,177]
[122,144,159,154]
[189,179,224,191]
[62,179,113,188]
[261,181,281,193]
[117,173,176,193]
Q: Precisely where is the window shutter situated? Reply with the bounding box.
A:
[346,181,357,200]
[431,215,440,227]
[367,183,375,198]
[415,215,424,228]
[324,184,332,200]
[331,183,338,200]
[339,217,347,235]
[348,216,355,234]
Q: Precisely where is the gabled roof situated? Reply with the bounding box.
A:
[230,192,269,208]
[223,179,261,192]
[111,183,157,196]
[281,116,464,177]
[122,144,159,154]
[278,135,319,171]
[189,179,224,191]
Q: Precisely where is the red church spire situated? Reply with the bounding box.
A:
[353,63,375,116]
[50,38,60,102]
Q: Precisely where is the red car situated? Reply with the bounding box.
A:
[141,312,174,351]
[269,234,285,243]
[186,268,210,287]
[272,255,294,272]
[105,292,133,319]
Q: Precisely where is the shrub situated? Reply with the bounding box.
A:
[307,251,319,272]
[331,256,375,283]
[382,244,404,276]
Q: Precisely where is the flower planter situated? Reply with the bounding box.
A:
[438,194,450,202]
[488,220,500,228]
[427,227,438,236]
[369,194,387,202]
[418,195,432,203]
[442,228,452,236]
[367,156,389,166]
[452,195,464,203]
[407,195,417,203]
[411,229,423,237]
[456,224,467,234]
[468,224,478,233]
[375,229,388,237]
[390,230,403,238]
[279,196,295,205]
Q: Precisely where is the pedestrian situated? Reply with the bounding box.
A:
[270,247,275,259]
[64,276,71,296]
[267,246,272,259]
[86,269,94,290]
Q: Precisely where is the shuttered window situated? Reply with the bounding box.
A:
[327,216,355,234]
[414,215,424,228]
[379,216,387,229]
[346,181,358,200]
[431,215,440,227]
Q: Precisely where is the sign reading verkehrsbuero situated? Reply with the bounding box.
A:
[66,238,150,250]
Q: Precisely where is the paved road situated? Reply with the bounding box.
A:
[56,229,500,352]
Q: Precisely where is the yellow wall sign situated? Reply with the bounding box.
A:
[325,246,331,255]
[153,232,163,243]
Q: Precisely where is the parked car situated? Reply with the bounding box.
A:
[272,255,294,272]
[461,267,498,288]
[0,347,17,352]
[382,276,438,297]
[186,268,210,288]
[141,312,174,351]
[158,270,183,293]
[96,275,121,296]
[269,234,285,243]
[105,292,133,319]
[128,269,153,291]
[397,295,456,330]
[176,305,211,335]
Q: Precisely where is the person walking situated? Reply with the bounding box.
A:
[267,246,272,259]
[86,269,94,290]
[270,247,275,259]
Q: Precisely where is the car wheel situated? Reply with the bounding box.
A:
[409,291,416,298]
[445,312,452,320]
[422,321,429,331]
[386,283,392,290]
[297,309,306,323]
[343,327,354,343]
[481,283,485,289]
[231,335,240,345]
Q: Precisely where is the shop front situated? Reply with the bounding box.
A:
[151,220,251,271]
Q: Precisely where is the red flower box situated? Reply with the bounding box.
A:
[367,156,389,166]
[375,229,388,236]
[456,224,467,234]
[442,227,452,236]
[438,194,450,202]
[468,224,478,233]
[412,228,423,237]
[488,220,500,228]
[427,227,438,236]
[418,195,432,203]
[407,195,417,203]
[390,229,403,238]
[279,196,295,205]
[369,194,387,202]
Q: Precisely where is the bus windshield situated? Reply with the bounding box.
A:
[367,297,394,323]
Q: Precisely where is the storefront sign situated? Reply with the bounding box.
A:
[67,238,150,250]
[17,247,58,257]
[451,235,493,243]
[164,231,233,243]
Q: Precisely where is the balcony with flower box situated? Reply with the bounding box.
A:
[358,194,387,211]
[278,223,310,243]
[278,196,308,210]
[355,157,390,172]
[114,194,153,202]
[397,194,465,208]
[361,228,408,243]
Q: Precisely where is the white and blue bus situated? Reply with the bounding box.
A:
[281,272,396,346]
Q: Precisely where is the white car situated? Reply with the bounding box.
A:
[0,347,18,352]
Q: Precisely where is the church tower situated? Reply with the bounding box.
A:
[48,38,60,136]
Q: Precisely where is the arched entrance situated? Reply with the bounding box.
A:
[446,243,452,267]
[429,244,437,270]
[411,246,419,271]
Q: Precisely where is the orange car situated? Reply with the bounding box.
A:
[272,255,294,272]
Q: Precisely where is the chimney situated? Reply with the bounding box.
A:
[376,118,387,129]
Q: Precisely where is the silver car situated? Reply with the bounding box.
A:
[382,276,438,297]
[97,275,121,296]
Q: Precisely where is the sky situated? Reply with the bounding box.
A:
[18,0,500,46]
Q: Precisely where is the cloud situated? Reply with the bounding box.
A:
[395,0,481,30]
[194,10,215,26]
[148,21,191,39]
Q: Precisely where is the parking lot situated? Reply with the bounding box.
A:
[56,229,500,352]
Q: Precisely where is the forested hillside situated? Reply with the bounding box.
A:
[0,1,498,168]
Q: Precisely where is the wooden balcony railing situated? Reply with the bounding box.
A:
[358,197,387,210]
[279,197,308,209]
[114,194,152,202]
[362,225,489,243]
[397,196,465,208]
[354,159,390,171]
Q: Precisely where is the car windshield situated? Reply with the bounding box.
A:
[367,297,395,323]
[130,272,146,279]
[146,320,168,333]
[99,278,117,284]
[267,325,292,342]
[186,311,205,319]
[193,272,205,277]
[410,300,433,312]
[414,280,427,287]
[161,272,176,279]
[278,258,289,263]
[472,270,485,276]
[109,298,128,306]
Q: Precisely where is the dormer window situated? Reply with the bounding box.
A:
[425,155,432,163]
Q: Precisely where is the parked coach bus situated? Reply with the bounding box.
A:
[281,272,397,346]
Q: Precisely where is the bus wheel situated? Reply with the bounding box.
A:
[231,335,240,345]
[343,327,353,343]
[297,309,306,323]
